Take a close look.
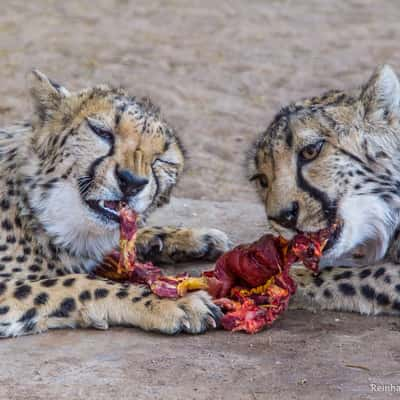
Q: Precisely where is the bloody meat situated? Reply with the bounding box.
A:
[96,206,331,333]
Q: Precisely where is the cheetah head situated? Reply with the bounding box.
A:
[249,65,400,267]
[21,70,184,260]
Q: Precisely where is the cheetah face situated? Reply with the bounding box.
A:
[71,103,184,226]
[24,71,184,259]
[249,65,400,267]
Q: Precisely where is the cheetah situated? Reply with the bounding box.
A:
[0,70,230,337]
[249,64,400,315]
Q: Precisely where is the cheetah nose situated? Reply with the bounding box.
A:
[269,201,299,230]
[116,168,148,196]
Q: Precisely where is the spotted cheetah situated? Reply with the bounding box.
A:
[249,65,400,315]
[0,70,229,337]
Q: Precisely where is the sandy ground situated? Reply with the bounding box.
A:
[1,0,400,399]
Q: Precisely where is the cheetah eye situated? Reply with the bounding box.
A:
[250,173,269,188]
[299,140,325,162]
[87,117,114,144]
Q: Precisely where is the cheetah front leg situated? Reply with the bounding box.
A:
[0,275,222,338]
[136,226,231,264]
[289,264,400,315]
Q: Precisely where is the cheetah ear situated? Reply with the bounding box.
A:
[360,64,400,120]
[28,69,71,122]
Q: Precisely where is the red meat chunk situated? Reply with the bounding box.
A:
[96,206,332,333]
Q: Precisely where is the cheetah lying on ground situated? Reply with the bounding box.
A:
[0,70,230,337]
[250,65,400,315]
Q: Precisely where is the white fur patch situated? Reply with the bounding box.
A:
[321,195,399,267]
[30,180,119,261]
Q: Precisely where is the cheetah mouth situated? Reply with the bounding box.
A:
[322,222,342,253]
[85,199,122,222]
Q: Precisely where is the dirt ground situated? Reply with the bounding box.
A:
[1,0,400,399]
